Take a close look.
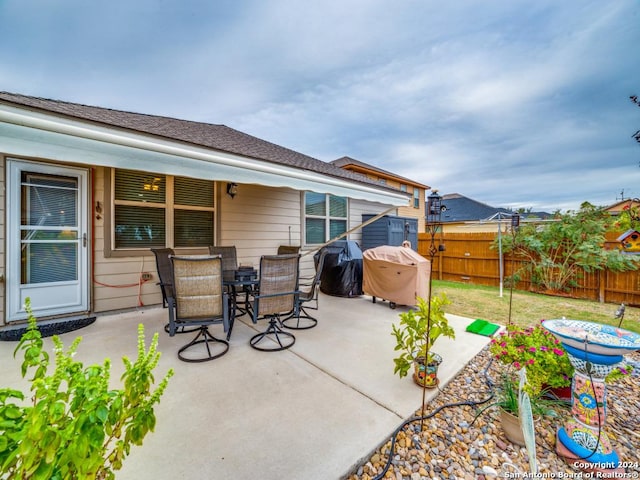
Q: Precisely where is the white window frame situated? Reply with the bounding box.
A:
[303,192,348,245]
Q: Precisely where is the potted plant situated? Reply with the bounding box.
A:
[475,370,561,446]
[391,293,455,388]
[489,320,634,399]
[490,321,573,398]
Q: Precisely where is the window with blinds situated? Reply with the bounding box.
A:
[113,169,214,249]
[304,192,347,245]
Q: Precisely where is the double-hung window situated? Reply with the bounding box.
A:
[413,188,420,209]
[112,169,215,250]
[304,192,347,244]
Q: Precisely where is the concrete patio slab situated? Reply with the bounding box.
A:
[0,293,492,479]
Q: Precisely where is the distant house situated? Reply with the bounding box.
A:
[0,92,410,325]
[331,156,430,232]
[440,193,551,233]
[605,198,640,216]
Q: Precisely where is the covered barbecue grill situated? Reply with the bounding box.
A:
[362,245,430,308]
[317,240,363,298]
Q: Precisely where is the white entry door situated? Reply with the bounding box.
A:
[7,159,89,321]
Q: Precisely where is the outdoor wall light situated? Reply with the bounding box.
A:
[226,182,238,199]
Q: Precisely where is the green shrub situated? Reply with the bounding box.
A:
[0,299,174,479]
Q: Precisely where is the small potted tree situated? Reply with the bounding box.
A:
[391,293,455,388]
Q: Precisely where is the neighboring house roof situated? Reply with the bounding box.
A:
[0,92,404,198]
[331,156,430,190]
[441,193,511,222]
[441,193,552,223]
[605,199,640,214]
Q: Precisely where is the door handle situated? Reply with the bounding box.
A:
[83,233,87,247]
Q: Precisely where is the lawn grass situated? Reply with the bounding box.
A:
[431,280,640,334]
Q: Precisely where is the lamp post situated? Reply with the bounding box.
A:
[420,189,444,429]
[507,213,520,325]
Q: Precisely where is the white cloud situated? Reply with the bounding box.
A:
[0,0,639,212]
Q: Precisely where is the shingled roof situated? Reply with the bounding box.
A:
[441,193,512,222]
[0,91,399,193]
[441,193,552,222]
[332,156,430,189]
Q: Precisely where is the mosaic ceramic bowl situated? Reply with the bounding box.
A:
[542,319,640,356]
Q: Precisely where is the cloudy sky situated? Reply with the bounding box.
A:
[1,0,639,212]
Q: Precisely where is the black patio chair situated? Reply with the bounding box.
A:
[151,247,175,308]
[277,245,301,255]
[208,245,238,272]
[210,245,253,316]
[151,247,199,335]
[249,254,300,351]
[167,255,231,362]
[281,249,327,330]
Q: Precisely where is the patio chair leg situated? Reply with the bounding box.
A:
[281,307,318,330]
[178,326,229,362]
[164,323,200,335]
[250,317,295,352]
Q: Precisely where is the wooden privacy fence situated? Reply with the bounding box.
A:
[417,232,640,306]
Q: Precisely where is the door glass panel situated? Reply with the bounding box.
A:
[20,172,79,285]
[22,243,77,284]
[21,173,78,227]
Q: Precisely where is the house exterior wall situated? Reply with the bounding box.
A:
[92,177,311,312]
[217,183,309,273]
[0,159,5,322]
[1,131,403,322]
[348,199,395,246]
[338,167,425,232]
[91,166,171,312]
[92,182,393,311]
[1,156,399,322]
[397,193,425,233]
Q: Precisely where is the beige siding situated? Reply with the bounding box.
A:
[218,183,307,269]
[92,167,168,312]
[93,181,310,311]
[15,168,400,315]
[0,159,5,323]
[398,203,425,232]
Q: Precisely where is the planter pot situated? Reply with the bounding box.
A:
[543,384,572,403]
[413,353,442,388]
[500,408,525,446]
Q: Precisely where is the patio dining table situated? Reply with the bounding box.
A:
[223,268,258,319]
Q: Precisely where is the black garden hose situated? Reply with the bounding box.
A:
[369,359,496,480]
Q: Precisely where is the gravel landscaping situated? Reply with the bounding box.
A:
[346,347,640,480]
